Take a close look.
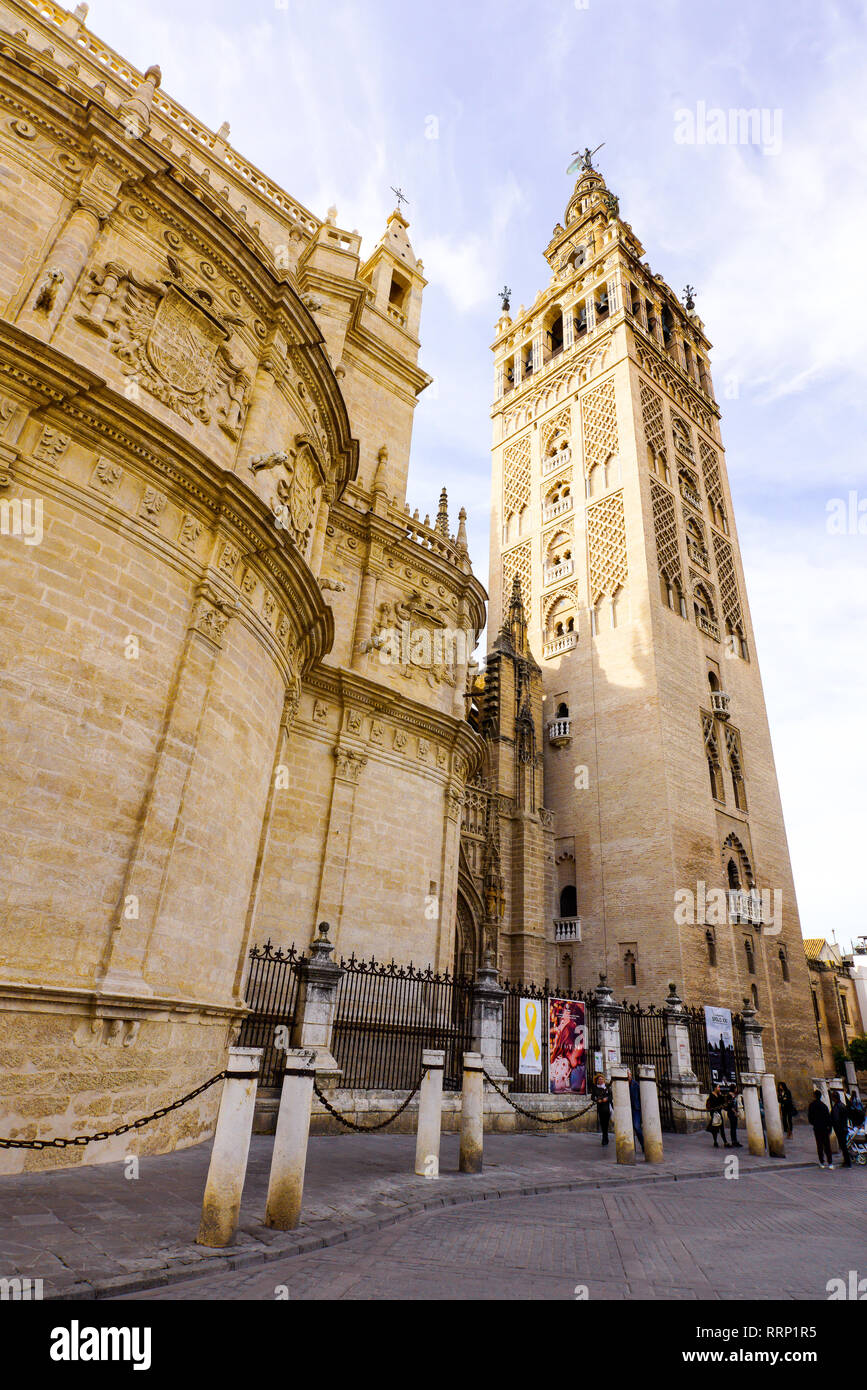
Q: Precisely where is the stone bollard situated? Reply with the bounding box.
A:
[610,1064,635,1165]
[760,1073,786,1158]
[264,1049,317,1230]
[638,1064,664,1163]
[414,1049,445,1178]
[740,1073,766,1156]
[197,1047,263,1248]
[459,1052,484,1174]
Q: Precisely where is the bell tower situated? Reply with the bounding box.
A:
[487,155,821,1096]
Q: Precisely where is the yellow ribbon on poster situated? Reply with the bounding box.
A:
[521,1000,541,1061]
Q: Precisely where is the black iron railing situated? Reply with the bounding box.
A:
[684,1006,749,1095]
[332,956,474,1092]
[618,1002,674,1129]
[237,940,304,1087]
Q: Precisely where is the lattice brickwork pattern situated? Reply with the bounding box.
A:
[712,533,744,631]
[699,440,724,512]
[503,434,531,516]
[587,491,628,597]
[650,478,682,585]
[580,378,618,478]
[640,381,668,467]
[502,540,532,613]
[541,406,572,456]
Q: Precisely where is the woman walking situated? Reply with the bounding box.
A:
[706,1084,729,1148]
[592,1073,612,1147]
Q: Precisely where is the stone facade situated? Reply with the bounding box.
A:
[487,162,823,1102]
[804,939,866,1077]
[0,0,484,1170]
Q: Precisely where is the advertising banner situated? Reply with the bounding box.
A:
[518,997,543,1075]
[548,997,587,1094]
[704,1004,736,1085]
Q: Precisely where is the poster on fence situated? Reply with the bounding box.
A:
[518,997,543,1075]
[548,998,587,1094]
[704,1004,736,1085]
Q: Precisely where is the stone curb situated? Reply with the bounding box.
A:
[46,1157,817,1302]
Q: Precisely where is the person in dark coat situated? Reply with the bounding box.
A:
[626,1069,644,1152]
[807,1090,833,1168]
[706,1084,730,1148]
[777,1081,795,1137]
[724,1085,742,1148]
[592,1073,612,1146]
[830,1094,852,1168]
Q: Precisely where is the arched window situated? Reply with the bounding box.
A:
[779,948,790,983]
[624,950,637,987]
[751,983,759,1009]
[728,858,741,890]
[744,937,755,975]
[559,884,577,917]
[556,702,569,719]
[706,929,717,967]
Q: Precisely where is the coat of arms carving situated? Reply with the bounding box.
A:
[77,255,249,435]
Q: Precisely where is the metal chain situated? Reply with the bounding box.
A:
[0,1071,230,1150]
[657,1079,717,1115]
[312,1077,423,1132]
[483,1071,598,1123]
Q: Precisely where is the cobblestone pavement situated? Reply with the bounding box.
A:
[126,1163,867,1302]
[0,1122,855,1299]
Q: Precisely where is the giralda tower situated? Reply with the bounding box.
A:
[487,157,820,1092]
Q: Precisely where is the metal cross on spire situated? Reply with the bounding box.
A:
[390,185,409,209]
[566,142,605,175]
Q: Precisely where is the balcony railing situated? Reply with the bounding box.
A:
[542,448,572,476]
[698,614,720,641]
[543,632,577,658]
[680,480,703,510]
[729,889,763,926]
[542,496,573,523]
[547,718,571,746]
[553,918,581,942]
[710,691,731,720]
[688,541,710,572]
[544,559,574,585]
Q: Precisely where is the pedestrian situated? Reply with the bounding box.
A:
[724,1084,742,1148]
[807,1089,833,1169]
[627,1068,644,1152]
[830,1094,852,1168]
[706,1084,729,1148]
[777,1080,795,1137]
[592,1072,612,1146]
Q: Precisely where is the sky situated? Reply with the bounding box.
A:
[84,0,867,951]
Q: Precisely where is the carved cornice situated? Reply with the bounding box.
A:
[302,664,484,777]
[0,48,358,500]
[0,319,333,674]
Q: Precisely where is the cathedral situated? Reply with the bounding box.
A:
[0,0,820,1169]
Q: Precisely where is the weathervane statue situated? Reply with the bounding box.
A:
[567,142,605,175]
[390,185,409,210]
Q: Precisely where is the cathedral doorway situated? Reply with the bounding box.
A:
[454,893,479,979]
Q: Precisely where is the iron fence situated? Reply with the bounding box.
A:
[331,955,474,1091]
[236,940,304,1087]
[618,1002,674,1129]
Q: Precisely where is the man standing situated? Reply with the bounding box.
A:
[807,1089,833,1169]
[830,1093,852,1168]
